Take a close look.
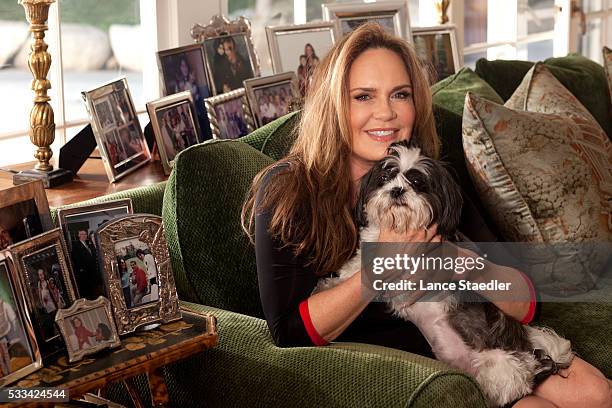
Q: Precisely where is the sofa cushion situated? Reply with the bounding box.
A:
[241,111,300,160]
[462,93,611,244]
[163,140,273,316]
[431,68,505,238]
[475,55,612,138]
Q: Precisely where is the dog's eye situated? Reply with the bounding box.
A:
[405,170,426,192]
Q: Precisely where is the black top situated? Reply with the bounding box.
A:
[254,164,499,354]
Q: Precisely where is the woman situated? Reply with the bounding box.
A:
[36,269,56,314]
[71,317,95,350]
[242,24,610,408]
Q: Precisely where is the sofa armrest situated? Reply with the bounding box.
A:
[161,302,487,408]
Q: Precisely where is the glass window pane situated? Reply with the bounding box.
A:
[464,0,487,47]
[58,0,142,122]
[518,0,555,37]
[229,0,294,76]
[464,51,487,70]
[517,39,553,61]
[582,0,604,13]
[581,18,602,63]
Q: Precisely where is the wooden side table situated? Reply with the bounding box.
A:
[8,308,218,407]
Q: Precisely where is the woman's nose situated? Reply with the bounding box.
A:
[373,98,397,121]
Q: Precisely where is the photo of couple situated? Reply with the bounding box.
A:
[67,315,112,352]
[297,44,320,97]
[206,34,255,95]
[115,239,159,309]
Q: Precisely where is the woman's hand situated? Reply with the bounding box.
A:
[377,223,441,243]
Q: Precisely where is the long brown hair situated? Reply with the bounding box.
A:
[242,23,439,276]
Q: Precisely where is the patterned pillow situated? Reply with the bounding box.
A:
[604,46,612,104]
[462,93,611,244]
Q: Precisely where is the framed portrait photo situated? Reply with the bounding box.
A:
[412,25,460,82]
[244,72,300,129]
[266,22,337,97]
[97,215,181,335]
[82,78,151,183]
[322,0,411,39]
[6,229,78,357]
[146,91,202,175]
[56,199,133,301]
[0,253,42,386]
[204,88,252,140]
[55,297,120,363]
[0,181,52,251]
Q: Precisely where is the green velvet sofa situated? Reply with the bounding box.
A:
[56,55,611,408]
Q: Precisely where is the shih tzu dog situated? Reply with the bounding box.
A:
[314,142,573,407]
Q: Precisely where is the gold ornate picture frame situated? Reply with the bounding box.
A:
[204,88,253,139]
[0,253,42,386]
[244,72,300,129]
[55,296,120,363]
[191,15,261,96]
[322,0,411,40]
[97,215,181,335]
[146,91,203,175]
[0,180,52,251]
[6,228,78,358]
[82,78,152,183]
[412,25,461,82]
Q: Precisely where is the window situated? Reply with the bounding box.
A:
[578,0,612,63]
[0,0,145,167]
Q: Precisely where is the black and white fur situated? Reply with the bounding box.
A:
[315,142,573,407]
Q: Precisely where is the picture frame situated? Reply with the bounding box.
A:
[55,296,120,363]
[191,15,260,96]
[6,229,78,357]
[204,88,253,140]
[412,25,460,82]
[322,0,411,40]
[56,199,133,301]
[96,215,181,335]
[0,181,52,251]
[146,91,202,175]
[0,253,42,386]
[266,22,338,97]
[157,43,212,140]
[244,72,300,129]
[82,78,152,183]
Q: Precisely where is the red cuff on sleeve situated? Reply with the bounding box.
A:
[519,271,537,325]
[299,299,329,346]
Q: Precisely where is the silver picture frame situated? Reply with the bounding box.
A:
[146,91,202,175]
[411,25,461,82]
[244,72,300,129]
[192,15,261,96]
[204,88,254,139]
[322,0,411,40]
[0,253,42,386]
[82,78,152,183]
[97,215,181,336]
[55,296,120,363]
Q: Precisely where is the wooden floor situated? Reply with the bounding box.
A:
[0,158,168,208]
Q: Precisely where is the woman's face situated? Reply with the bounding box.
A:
[348,48,415,167]
[180,59,189,76]
[305,44,314,57]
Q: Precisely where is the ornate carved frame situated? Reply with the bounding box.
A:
[204,87,254,139]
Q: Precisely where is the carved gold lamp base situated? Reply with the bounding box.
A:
[13,168,73,188]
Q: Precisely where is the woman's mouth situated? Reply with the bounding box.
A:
[366,129,398,142]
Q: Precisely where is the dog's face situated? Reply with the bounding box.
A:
[355,142,463,238]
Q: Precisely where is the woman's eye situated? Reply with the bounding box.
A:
[355,94,371,101]
[393,91,412,100]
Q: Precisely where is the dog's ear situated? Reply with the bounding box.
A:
[427,160,463,238]
[354,162,383,228]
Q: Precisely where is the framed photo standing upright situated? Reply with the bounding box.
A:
[0,181,52,251]
[157,44,212,140]
[0,253,42,386]
[192,15,260,96]
[412,25,460,82]
[244,73,300,128]
[322,0,411,39]
[82,78,151,183]
[97,215,181,335]
[204,88,252,140]
[146,91,202,175]
[266,22,337,97]
[6,229,78,358]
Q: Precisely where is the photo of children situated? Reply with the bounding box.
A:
[0,199,43,251]
[155,101,199,162]
[23,246,71,343]
[213,98,249,140]
[0,261,34,382]
[63,307,114,354]
[114,238,159,309]
[253,82,294,125]
[94,98,115,129]
[103,130,128,168]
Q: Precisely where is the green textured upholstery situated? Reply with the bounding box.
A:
[241,111,300,160]
[161,302,487,408]
[475,54,612,138]
[163,140,273,316]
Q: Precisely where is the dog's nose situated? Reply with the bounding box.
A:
[390,187,404,198]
